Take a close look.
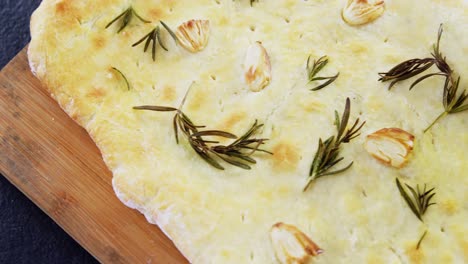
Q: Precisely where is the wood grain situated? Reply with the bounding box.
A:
[0,47,188,264]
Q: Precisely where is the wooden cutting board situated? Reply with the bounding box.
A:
[0,47,188,263]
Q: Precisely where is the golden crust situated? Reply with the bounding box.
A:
[29,0,468,263]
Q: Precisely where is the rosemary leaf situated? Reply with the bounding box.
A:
[416,230,428,250]
[156,27,169,51]
[133,105,177,111]
[191,130,237,139]
[409,73,446,90]
[214,153,252,170]
[193,147,225,170]
[160,21,179,43]
[111,67,131,90]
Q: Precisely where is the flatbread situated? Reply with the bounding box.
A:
[29,0,468,263]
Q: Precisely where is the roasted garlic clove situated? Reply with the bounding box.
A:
[244,41,272,92]
[270,223,323,264]
[342,0,385,26]
[175,19,210,52]
[364,128,415,168]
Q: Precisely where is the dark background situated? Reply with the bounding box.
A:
[1,0,97,263]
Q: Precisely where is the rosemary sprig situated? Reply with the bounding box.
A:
[378,26,449,90]
[378,24,468,132]
[111,67,130,90]
[132,21,178,61]
[416,230,428,250]
[306,55,339,91]
[304,98,365,191]
[396,178,436,222]
[106,6,150,33]
[133,88,271,170]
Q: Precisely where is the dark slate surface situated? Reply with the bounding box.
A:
[0,0,98,263]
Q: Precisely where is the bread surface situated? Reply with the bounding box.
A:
[29,0,468,263]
